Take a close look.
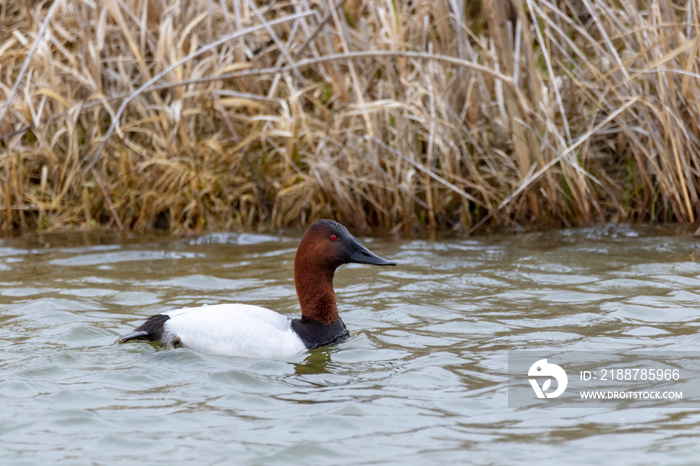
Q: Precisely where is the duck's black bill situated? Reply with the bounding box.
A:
[348,237,397,266]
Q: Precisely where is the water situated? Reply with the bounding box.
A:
[2,225,700,464]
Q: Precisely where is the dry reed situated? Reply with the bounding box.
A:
[1,0,699,233]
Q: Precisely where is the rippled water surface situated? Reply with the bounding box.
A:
[3,225,700,464]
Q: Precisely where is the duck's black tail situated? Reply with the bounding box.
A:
[119,314,170,343]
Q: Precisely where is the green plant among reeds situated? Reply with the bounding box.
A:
[1,0,699,233]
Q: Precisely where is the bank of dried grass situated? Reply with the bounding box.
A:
[1,0,699,233]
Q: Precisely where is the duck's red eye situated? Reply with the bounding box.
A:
[330,234,337,241]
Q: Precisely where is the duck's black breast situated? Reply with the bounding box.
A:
[290,317,349,350]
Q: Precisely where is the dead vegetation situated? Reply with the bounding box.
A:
[1,0,699,233]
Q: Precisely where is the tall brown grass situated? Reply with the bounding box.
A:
[1,0,699,233]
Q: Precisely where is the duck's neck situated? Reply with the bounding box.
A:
[294,260,339,325]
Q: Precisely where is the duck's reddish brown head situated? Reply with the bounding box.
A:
[293,220,396,325]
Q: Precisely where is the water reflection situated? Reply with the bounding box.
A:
[294,348,333,375]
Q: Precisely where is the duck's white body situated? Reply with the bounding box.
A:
[162,304,306,358]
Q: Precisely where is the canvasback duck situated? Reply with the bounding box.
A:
[119,219,396,358]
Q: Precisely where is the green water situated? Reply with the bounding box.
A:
[2,225,700,464]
